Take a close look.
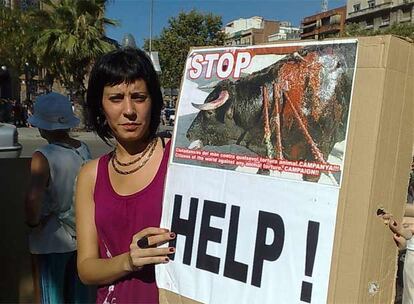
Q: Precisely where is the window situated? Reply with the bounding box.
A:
[353,3,361,12]
[365,19,374,29]
[402,8,412,20]
[321,17,330,26]
[368,0,375,8]
[381,15,390,26]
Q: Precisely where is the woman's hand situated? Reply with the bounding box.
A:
[378,209,412,249]
[127,227,176,271]
[393,233,407,250]
[383,215,413,240]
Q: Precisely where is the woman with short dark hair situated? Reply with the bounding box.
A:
[86,47,163,144]
[76,47,175,304]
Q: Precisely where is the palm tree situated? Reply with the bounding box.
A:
[33,0,117,127]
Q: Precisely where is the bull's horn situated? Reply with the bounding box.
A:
[192,90,229,111]
[293,52,305,61]
[188,140,203,150]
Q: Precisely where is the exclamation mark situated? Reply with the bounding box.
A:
[300,221,320,303]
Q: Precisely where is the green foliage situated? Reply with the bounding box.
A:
[383,23,414,40]
[345,23,376,37]
[0,0,117,106]
[34,0,117,101]
[144,10,225,89]
[345,22,414,40]
[0,5,40,74]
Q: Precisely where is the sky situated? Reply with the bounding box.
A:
[105,0,347,47]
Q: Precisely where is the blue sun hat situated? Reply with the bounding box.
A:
[28,92,80,130]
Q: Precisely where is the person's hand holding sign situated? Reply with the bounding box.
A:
[128,227,176,271]
[377,208,413,250]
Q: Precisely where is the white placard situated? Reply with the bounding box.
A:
[157,165,339,303]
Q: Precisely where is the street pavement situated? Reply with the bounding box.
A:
[18,127,112,158]
[17,125,173,158]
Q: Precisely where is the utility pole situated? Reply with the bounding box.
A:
[321,0,328,12]
[149,0,153,53]
[24,62,30,102]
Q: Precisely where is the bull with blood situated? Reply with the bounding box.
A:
[186,45,354,181]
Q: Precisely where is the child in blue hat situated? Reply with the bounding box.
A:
[25,92,94,303]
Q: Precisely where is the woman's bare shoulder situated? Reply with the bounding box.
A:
[78,157,100,183]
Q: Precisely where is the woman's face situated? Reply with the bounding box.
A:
[102,79,152,143]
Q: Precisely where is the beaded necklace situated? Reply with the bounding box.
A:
[113,137,157,167]
[111,138,157,175]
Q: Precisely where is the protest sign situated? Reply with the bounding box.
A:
[157,39,357,304]
[157,36,414,303]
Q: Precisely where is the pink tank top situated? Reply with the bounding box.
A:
[94,140,170,304]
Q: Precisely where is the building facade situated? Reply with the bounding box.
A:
[1,0,38,9]
[268,22,301,41]
[346,0,414,31]
[224,16,280,46]
[301,6,347,39]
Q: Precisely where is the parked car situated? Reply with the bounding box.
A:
[0,123,22,158]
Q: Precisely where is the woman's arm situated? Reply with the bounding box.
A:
[75,160,175,285]
[25,151,49,226]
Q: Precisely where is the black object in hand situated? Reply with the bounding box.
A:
[377,208,386,216]
[137,236,149,248]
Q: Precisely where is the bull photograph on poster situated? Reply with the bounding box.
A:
[172,41,357,186]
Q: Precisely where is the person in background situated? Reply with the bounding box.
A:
[24,92,93,303]
[160,108,167,126]
[380,157,414,304]
[0,98,6,122]
[400,161,414,304]
[22,101,29,127]
[13,100,24,127]
[76,47,175,304]
[25,100,33,127]
[408,159,414,205]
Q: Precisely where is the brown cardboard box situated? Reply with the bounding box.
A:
[328,35,414,303]
[160,35,414,304]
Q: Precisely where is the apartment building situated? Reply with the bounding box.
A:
[301,6,347,39]
[224,16,280,46]
[268,22,301,41]
[346,0,414,30]
[1,0,38,9]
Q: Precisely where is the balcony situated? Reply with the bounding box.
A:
[301,22,317,29]
[301,23,342,38]
[348,1,393,19]
[400,16,412,22]
[379,20,390,27]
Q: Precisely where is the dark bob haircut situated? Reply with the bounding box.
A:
[86,47,163,144]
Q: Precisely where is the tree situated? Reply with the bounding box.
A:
[345,22,414,40]
[383,23,414,40]
[0,5,39,76]
[144,10,225,89]
[0,5,50,101]
[34,0,117,105]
